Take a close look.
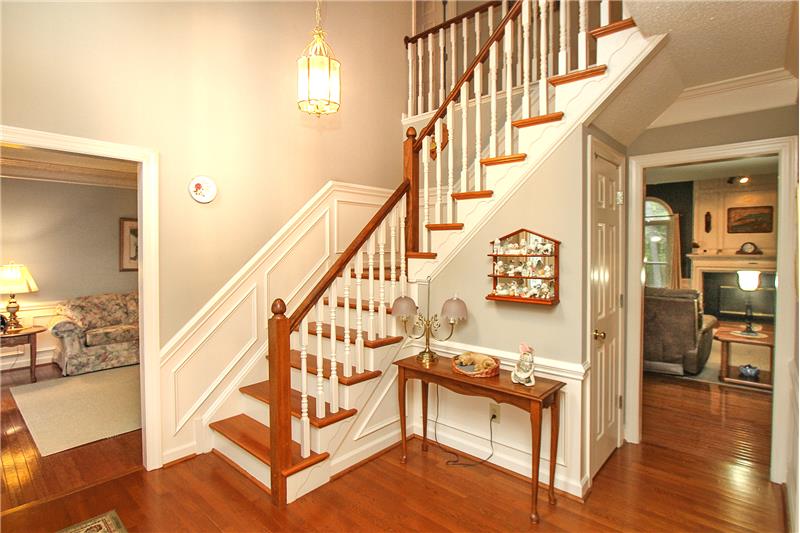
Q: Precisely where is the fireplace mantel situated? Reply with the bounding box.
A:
[687,253,777,292]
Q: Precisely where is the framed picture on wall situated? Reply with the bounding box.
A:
[727,206,773,234]
[119,218,139,271]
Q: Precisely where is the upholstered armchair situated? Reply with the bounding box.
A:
[643,287,718,375]
[50,291,139,376]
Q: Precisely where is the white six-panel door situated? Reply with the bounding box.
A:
[588,136,625,478]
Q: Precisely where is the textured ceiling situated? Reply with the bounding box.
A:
[626,0,795,87]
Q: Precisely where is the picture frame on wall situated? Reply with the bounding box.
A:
[119,218,139,271]
[727,206,773,234]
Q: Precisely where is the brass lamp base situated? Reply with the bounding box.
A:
[415,349,439,368]
[5,295,23,333]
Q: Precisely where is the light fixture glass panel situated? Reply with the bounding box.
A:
[737,270,761,292]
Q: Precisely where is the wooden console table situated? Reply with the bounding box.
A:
[394,355,566,524]
[0,326,47,383]
[714,324,774,391]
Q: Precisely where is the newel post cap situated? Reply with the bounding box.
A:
[271,299,287,316]
[406,127,417,140]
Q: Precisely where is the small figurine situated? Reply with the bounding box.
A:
[511,343,535,386]
[534,259,545,276]
[541,242,553,255]
[542,265,553,278]
[495,282,509,296]
[494,260,505,275]
[493,238,503,255]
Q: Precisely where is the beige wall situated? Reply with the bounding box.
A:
[0,178,138,303]
[429,128,586,364]
[629,105,799,155]
[1,1,411,344]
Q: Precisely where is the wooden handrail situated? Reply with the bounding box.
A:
[288,179,410,330]
[404,1,501,47]
[413,0,523,151]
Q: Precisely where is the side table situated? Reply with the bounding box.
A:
[0,326,47,382]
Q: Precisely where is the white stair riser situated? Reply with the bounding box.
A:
[241,394,325,454]
[212,433,271,488]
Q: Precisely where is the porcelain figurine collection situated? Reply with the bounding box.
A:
[493,235,554,256]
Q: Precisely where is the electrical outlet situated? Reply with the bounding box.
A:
[489,403,500,423]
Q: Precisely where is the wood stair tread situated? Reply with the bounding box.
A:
[426,223,464,231]
[452,190,493,200]
[589,18,635,38]
[548,65,607,86]
[324,296,393,315]
[512,112,564,129]
[209,414,329,473]
[480,153,527,166]
[304,322,403,349]
[407,251,437,259]
[240,380,358,428]
[288,349,382,386]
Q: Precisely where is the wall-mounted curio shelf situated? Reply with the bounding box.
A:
[486,229,560,305]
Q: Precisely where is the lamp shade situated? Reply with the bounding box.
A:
[0,263,39,295]
[737,270,761,292]
[297,30,341,116]
[441,296,467,324]
[391,296,418,319]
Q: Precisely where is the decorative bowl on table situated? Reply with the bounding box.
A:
[739,364,760,378]
[452,352,500,378]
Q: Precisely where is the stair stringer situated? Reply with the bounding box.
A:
[408,27,667,282]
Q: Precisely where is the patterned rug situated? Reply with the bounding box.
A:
[57,510,127,533]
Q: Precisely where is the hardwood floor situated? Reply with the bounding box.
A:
[1,373,783,532]
[1,364,143,511]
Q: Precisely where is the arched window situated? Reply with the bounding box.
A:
[644,197,677,288]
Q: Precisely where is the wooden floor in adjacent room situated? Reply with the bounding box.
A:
[1,373,783,532]
[0,364,143,511]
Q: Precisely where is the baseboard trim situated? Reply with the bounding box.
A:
[330,441,402,481]
[162,453,197,469]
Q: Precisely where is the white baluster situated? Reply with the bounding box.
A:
[548,0,555,76]
[450,22,457,91]
[559,0,568,74]
[355,249,365,373]
[489,5,495,35]
[489,40,498,158]
[428,34,435,112]
[389,206,398,336]
[522,0,531,118]
[474,12,482,191]
[342,262,352,378]
[315,300,324,419]
[378,221,387,338]
[504,22,513,155]
[578,0,588,70]
[461,20,469,193]
[538,0,549,116]
[435,119,443,224]
[367,235,376,341]
[502,0,508,16]
[622,1,631,20]
[407,43,414,116]
[300,315,310,458]
[417,38,424,113]
[516,14,523,87]
[600,0,611,27]
[463,16,469,81]
[447,102,454,222]
[422,135,431,249]
[532,0,539,81]
[438,27,445,107]
[328,282,338,413]
[399,202,407,298]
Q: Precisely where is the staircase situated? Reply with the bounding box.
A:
[206,0,662,506]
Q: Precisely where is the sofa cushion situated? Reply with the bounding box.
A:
[86,324,139,347]
[60,293,129,330]
[122,291,139,324]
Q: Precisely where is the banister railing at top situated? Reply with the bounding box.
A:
[288,179,410,331]
[404,0,501,47]
[412,0,523,151]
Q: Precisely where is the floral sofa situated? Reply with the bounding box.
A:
[49,291,139,375]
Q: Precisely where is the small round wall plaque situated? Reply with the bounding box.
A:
[188,176,217,204]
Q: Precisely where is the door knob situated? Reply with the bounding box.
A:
[593,329,606,340]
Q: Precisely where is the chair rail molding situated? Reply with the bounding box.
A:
[0,124,162,471]
[627,136,798,487]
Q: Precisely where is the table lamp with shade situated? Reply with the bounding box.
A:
[392,277,468,367]
[736,270,760,336]
[0,263,39,333]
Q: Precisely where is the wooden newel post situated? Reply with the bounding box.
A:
[267,298,291,507]
[403,127,420,253]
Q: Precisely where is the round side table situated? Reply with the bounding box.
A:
[0,326,48,382]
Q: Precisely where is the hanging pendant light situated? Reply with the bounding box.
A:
[297,0,340,116]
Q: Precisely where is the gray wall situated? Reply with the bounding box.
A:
[429,128,586,363]
[1,1,411,344]
[0,178,138,303]
[629,105,799,155]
